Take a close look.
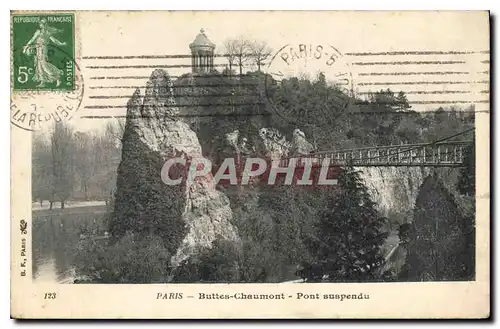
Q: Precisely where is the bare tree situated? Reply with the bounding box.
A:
[31,119,125,210]
[32,132,53,207]
[249,40,272,72]
[103,119,126,146]
[222,39,237,76]
[74,131,94,200]
[223,37,252,76]
[92,121,124,210]
[50,122,75,209]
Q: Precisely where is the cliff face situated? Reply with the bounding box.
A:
[358,167,462,227]
[111,69,239,268]
[358,167,428,222]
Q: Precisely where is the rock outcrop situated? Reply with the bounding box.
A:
[225,127,312,161]
[257,128,291,159]
[291,128,315,155]
[110,69,239,268]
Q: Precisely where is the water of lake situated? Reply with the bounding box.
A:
[32,205,108,284]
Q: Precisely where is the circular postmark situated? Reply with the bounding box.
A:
[265,43,354,126]
[11,44,84,131]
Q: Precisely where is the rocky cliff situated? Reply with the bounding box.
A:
[110,69,239,268]
[358,166,463,228]
[358,167,428,224]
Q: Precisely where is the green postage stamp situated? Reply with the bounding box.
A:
[12,13,75,91]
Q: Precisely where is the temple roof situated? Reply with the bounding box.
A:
[189,28,215,49]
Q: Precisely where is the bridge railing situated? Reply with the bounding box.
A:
[278,141,472,167]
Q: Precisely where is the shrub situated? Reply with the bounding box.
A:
[74,232,172,283]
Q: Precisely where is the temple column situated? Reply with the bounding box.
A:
[189,29,216,74]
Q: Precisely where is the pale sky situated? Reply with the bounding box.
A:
[43,11,489,131]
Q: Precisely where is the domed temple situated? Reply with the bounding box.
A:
[189,28,215,74]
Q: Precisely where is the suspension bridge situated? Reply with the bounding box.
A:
[279,128,474,168]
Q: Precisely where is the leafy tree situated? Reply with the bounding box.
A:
[394,112,423,143]
[305,168,388,282]
[402,175,469,281]
[359,89,405,145]
[396,91,411,111]
[424,107,468,143]
[458,142,475,196]
[457,141,476,280]
[109,106,187,253]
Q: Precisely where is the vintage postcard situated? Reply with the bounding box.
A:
[10,11,490,319]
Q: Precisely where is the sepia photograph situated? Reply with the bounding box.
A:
[10,10,490,318]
